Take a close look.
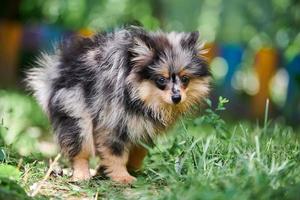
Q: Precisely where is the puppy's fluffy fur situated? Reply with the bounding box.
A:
[26,27,210,183]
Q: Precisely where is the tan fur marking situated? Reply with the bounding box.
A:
[186,77,210,98]
[178,69,189,77]
[72,155,90,181]
[71,134,95,181]
[127,145,148,171]
[99,145,136,184]
[160,70,169,78]
[154,64,170,78]
[94,131,136,184]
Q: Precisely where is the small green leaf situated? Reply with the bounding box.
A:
[0,148,6,161]
[0,177,31,200]
[204,98,212,107]
[0,164,21,181]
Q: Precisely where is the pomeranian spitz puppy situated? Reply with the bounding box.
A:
[26,26,210,184]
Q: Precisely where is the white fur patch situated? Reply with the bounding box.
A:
[130,38,154,67]
[25,51,60,112]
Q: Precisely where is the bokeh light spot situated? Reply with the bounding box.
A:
[211,57,229,82]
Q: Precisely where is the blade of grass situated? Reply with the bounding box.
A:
[263,99,270,135]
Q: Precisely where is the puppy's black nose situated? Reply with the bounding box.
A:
[171,94,181,104]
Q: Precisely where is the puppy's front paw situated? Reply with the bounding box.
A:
[72,170,91,181]
[72,158,91,181]
[111,174,136,184]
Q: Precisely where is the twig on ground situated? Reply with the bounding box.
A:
[94,191,99,200]
[30,153,61,197]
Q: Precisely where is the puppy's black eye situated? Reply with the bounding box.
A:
[155,77,167,89]
[181,75,190,85]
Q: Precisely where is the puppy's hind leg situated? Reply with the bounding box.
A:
[72,154,91,181]
[52,112,94,181]
[71,122,94,182]
[49,87,95,181]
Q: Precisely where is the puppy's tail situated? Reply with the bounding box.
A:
[25,51,60,113]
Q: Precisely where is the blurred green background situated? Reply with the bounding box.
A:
[0,0,300,123]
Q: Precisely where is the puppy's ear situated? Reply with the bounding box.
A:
[181,31,199,49]
[130,34,154,68]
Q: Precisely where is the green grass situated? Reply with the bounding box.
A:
[0,90,300,200]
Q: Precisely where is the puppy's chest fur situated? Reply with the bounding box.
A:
[92,100,175,143]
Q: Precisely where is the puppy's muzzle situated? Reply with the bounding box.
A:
[171,94,181,104]
[171,83,181,104]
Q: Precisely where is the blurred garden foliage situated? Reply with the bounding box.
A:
[14,0,300,50]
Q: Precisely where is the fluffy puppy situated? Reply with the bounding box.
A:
[26,26,210,184]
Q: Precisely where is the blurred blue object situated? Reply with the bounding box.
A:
[39,25,65,50]
[22,25,42,51]
[285,54,300,121]
[22,25,72,52]
[219,44,244,96]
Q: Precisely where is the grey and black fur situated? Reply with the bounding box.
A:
[26,26,210,183]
